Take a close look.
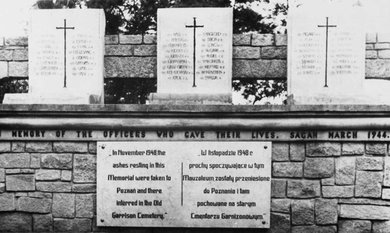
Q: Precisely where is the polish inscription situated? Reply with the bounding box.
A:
[97,141,271,228]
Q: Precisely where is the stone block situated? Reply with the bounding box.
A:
[8,61,28,77]
[336,157,356,185]
[291,226,336,233]
[133,44,157,56]
[271,199,290,213]
[290,143,305,161]
[261,46,287,59]
[36,169,61,181]
[119,34,142,44]
[366,44,375,50]
[377,33,390,42]
[315,199,338,225]
[36,182,71,192]
[53,218,73,231]
[0,61,7,78]
[73,154,96,183]
[17,197,51,213]
[41,153,72,169]
[233,46,260,59]
[0,212,32,232]
[0,183,5,192]
[271,213,290,233]
[0,142,10,152]
[53,193,75,217]
[340,204,390,220]
[271,179,286,198]
[0,193,15,211]
[273,162,303,177]
[382,188,390,200]
[366,59,390,78]
[366,50,378,59]
[105,44,133,56]
[233,59,286,78]
[25,142,52,152]
[339,220,371,233]
[321,177,335,186]
[373,221,390,233]
[0,168,4,182]
[88,142,97,154]
[251,33,274,46]
[366,143,387,155]
[357,157,383,171]
[28,192,52,199]
[61,170,72,181]
[12,49,28,61]
[74,218,92,232]
[355,171,383,198]
[304,157,334,178]
[322,186,354,198]
[275,34,287,46]
[306,142,341,157]
[105,34,119,45]
[233,34,251,46]
[0,153,30,168]
[379,50,390,59]
[72,183,96,193]
[76,194,94,217]
[385,157,390,187]
[287,180,320,198]
[5,37,28,46]
[366,33,377,43]
[6,174,35,191]
[6,168,34,174]
[105,56,156,78]
[0,50,12,61]
[53,142,88,153]
[33,214,52,232]
[291,199,314,225]
[272,143,289,161]
[143,34,157,44]
[11,141,25,152]
[30,154,40,168]
[375,43,390,49]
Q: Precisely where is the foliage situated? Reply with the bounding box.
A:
[105,78,156,104]
[0,79,29,103]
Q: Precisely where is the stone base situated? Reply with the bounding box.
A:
[3,93,103,104]
[148,93,232,105]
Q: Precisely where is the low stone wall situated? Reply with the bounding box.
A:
[1,33,390,80]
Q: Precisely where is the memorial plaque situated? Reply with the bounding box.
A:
[97,141,271,228]
[288,2,365,104]
[157,8,232,95]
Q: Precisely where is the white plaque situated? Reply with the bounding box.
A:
[288,2,365,104]
[157,8,232,94]
[97,141,271,228]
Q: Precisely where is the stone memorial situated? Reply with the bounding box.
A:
[288,1,366,104]
[149,8,233,104]
[97,141,271,228]
[3,9,105,104]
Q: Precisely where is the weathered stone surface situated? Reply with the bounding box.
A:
[0,168,4,182]
[0,183,4,193]
[8,61,28,77]
[366,50,378,59]
[339,198,390,206]
[133,45,157,56]
[315,199,338,225]
[53,193,75,217]
[88,142,97,154]
[339,220,371,233]
[61,170,72,181]
[273,162,303,177]
[0,49,12,61]
[233,34,251,45]
[272,143,289,161]
[366,59,390,78]
[287,180,320,198]
[375,43,390,49]
[28,192,52,199]
[306,142,341,157]
[53,218,73,231]
[53,142,88,153]
[12,49,28,61]
[366,44,375,50]
[76,194,94,218]
[36,169,61,181]
[105,57,156,78]
[252,33,274,46]
[119,34,142,44]
[233,46,260,59]
[290,143,305,161]
[291,199,314,225]
[105,34,119,45]
[233,59,286,78]
[0,61,7,78]
[11,142,25,152]
[271,213,290,233]
[271,179,286,198]
[0,142,10,152]
[30,154,40,168]
[73,154,96,183]
[373,221,390,233]
[377,33,390,42]
[143,34,157,44]
[105,44,133,56]
[291,226,336,233]
[41,153,72,169]
[17,197,51,213]
[261,47,287,59]
[36,182,71,192]
[357,157,383,171]
[74,218,92,232]
[340,204,390,220]
[336,157,356,185]
[6,168,34,174]
[72,183,96,193]
[53,218,92,232]
[275,34,287,46]
[0,153,30,168]
[25,142,52,152]
[271,199,290,213]
[366,143,387,155]
[378,50,390,59]
[5,37,28,46]
[322,186,354,198]
[304,158,334,178]
[355,171,383,198]
[33,214,52,232]
[0,212,32,232]
[342,143,364,155]
[382,188,390,200]
[6,174,35,191]
[0,193,15,211]
[384,157,390,187]
[321,177,335,186]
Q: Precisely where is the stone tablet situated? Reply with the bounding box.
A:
[97,141,271,228]
[288,2,365,104]
[157,8,232,95]
[4,9,105,104]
